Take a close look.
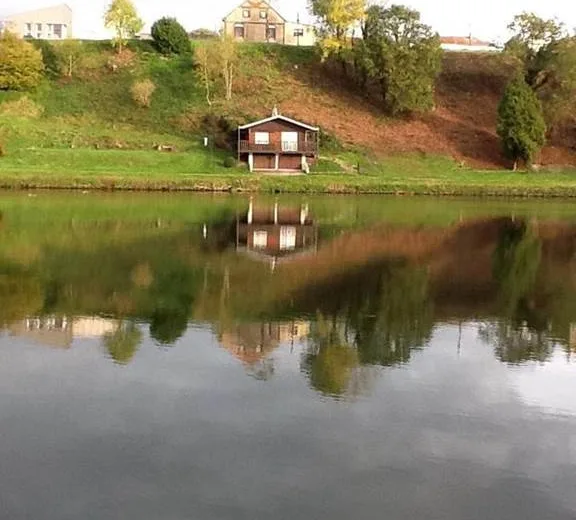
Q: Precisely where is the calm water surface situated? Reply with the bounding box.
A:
[1,193,576,519]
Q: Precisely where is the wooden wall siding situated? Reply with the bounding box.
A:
[244,121,317,149]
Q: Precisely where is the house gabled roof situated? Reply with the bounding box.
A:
[238,114,319,132]
[223,0,286,23]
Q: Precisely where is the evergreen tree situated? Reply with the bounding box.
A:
[497,76,547,169]
[151,17,190,55]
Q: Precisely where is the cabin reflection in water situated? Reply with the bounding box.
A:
[236,200,319,268]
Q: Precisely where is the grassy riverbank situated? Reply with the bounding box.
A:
[1,148,576,196]
[0,149,576,197]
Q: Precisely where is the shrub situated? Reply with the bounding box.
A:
[0,96,44,118]
[223,156,237,168]
[31,39,59,77]
[151,17,191,55]
[497,76,547,169]
[0,32,44,90]
[200,114,235,151]
[131,79,156,107]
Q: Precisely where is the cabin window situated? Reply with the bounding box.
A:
[242,9,250,18]
[280,227,297,250]
[254,132,270,145]
[281,132,298,152]
[293,28,304,37]
[253,231,268,249]
[260,10,268,19]
[234,24,245,38]
[266,25,276,40]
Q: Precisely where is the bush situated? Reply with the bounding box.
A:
[131,79,156,107]
[200,114,236,151]
[0,32,44,90]
[151,17,191,55]
[497,76,547,169]
[223,156,237,168]
[31,39,59,77]
[0,96,44,118]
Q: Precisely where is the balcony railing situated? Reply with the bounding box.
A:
[239,141,318,154]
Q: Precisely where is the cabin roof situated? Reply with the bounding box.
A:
[238,114,319,132]
[223,0,286,23]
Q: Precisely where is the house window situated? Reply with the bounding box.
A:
[260,10,267,19]
[281,132,299,152]
[25,22,32,34]
[234,24,245,38]
[37,23,42,31]
[267,25,276,40]
[280,227,297,250]
[254,132,270,145]
[53,24,63,38]
[242,9,250,18]
[293,28,304,37]
[253,231,268,249]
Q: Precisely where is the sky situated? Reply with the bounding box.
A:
[2,0,576,41]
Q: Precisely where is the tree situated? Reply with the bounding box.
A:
[196,41,215,105]
[361,5,442,114]
[506,12,565,89]
[309,0,366,64]
[55,40,85,77]
[0,31,44,90]
[497,76,547,169]
[506,12,576,127]
[218,35,238,101]
[151,17,190,55]
[104,0,144,54]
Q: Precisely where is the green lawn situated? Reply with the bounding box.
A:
[1,146,576,195]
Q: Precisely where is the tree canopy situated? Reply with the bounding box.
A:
[506,12,576,127]
[0,31,44,90]
[151,17,190,55]
[497,75,547,168]
[360,5,442,114]
[104,0,144,53]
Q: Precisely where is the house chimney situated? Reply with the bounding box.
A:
[272,105,279,116]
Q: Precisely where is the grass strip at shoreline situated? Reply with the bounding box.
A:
[1,149,576,197]
[2,170,576,197]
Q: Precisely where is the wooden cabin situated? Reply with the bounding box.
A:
[237,110,319,172]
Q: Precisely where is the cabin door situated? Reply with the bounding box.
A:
[281,132,299,152]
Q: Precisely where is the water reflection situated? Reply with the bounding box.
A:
[1,197,576,397]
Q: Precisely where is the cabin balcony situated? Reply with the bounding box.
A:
[238,141,318,154]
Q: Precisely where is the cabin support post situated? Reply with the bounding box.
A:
[274,154,279,171]
[274,202,279,225]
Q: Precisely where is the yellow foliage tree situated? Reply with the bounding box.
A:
[104,0,144,54]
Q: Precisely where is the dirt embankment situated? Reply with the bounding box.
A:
[247,53,576,169]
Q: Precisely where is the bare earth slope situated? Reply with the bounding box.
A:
[236,51,576,169]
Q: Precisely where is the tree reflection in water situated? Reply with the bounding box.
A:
[1,198,576,397]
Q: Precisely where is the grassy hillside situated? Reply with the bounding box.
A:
[0,41,575,183]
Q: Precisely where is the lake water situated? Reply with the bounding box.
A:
[1,192,576,519]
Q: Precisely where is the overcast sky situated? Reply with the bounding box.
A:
[3,0,576,40]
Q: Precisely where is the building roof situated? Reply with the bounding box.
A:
[440,36,492,46]
[238,114,319,132]
[0,3,72,18]
[223,0,286,23]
